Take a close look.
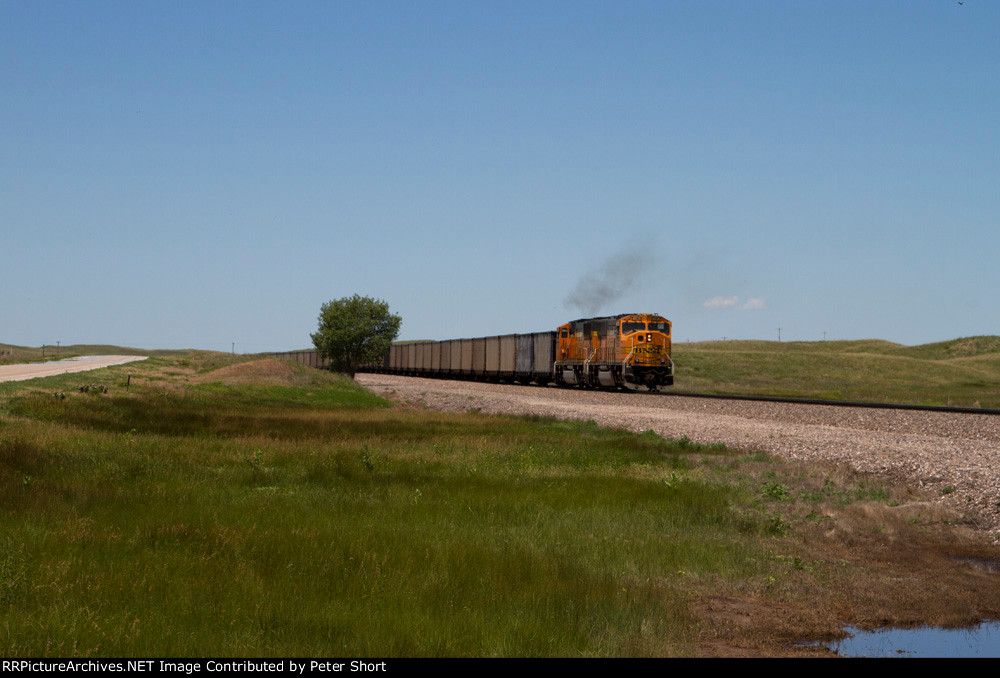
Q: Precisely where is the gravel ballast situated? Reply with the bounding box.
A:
[357,373,1000,534]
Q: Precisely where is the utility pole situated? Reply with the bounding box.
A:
[777,328,782,342]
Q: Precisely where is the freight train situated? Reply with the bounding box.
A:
[361,313,673,391]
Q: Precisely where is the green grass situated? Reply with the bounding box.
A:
[4,350,998,656]
[0,356,804,657]
[674,335,1000,408]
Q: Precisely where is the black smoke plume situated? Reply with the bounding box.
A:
[563,250,654,316]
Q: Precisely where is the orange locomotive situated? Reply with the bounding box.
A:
[555,313,673,391]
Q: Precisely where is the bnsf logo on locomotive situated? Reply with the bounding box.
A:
[635,346,664,355]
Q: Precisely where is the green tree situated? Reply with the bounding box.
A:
[311,295,402,378]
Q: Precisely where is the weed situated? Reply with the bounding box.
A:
[761,481,793,502]
[359,446,375,473]
[641,429,665,443]
[942,485,956,495]
[0,551,25,606]
[766,514,790,536]
[777,554,808,571]
[804,510,833,523]
[798,489,825,504]
[661,473,681,490]
[243,449,264,472]
[668,435,729,455]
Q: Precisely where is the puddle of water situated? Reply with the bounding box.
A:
[827,621,1000,658]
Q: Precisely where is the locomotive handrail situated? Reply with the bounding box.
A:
[659,335,673,370]
[622,348,635,369]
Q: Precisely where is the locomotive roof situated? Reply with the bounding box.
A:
[566,313,662,324]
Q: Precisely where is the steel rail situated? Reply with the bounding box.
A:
[645,390,1000,415]
[357,367,1000,416]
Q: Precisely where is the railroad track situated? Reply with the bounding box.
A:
[363,370,1000,416]
[645,390,1000,416]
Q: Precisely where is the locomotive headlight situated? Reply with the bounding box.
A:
[646,334,652,342]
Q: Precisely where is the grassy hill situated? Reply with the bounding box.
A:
[674,335,1000,408]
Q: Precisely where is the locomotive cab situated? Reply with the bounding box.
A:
[620,314,673,390]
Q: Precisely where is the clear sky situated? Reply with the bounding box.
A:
[3,0,997,351]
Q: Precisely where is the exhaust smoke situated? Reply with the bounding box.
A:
[564,250,655,316]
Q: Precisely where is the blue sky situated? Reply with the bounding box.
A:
[3,0,997,351]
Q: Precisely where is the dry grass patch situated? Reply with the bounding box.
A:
[682,453,1000,655]
[198,358,307,386]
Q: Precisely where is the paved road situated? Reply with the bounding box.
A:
[0,356,148,383]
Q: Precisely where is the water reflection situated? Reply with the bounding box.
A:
[829,621,1000,658]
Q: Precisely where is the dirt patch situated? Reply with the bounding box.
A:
[199,359,306,386]
[694,597,837,657]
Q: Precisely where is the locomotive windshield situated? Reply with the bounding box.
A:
[621,321,645,334]
[649,322,669,332]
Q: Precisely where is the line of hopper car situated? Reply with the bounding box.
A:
[361,312,674,391]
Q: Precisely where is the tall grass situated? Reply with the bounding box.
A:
[4,353,999,657]
[0,367,788,657]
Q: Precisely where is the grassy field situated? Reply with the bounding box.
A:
[674,335,1000,408]
[3,350,1000,656]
